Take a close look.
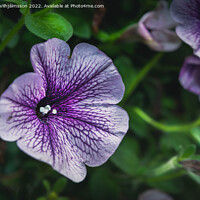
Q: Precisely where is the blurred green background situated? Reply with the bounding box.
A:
[1,0,200,199]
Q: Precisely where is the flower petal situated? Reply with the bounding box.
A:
[137,1,181,52]
[31,40,125,105]
[170,0,200,56]
[30,38,71,94]
[54,104,129,167]
[17,124,87,182]
[144,1,176,30]
[179,55,200,95]
[62,43,125,105]
[15,105,128,182]
[149,30,181,52]
[138,189,173,200]
[0,73,45,141]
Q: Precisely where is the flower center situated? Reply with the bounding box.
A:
[39,105,51,115]
[36,104,57,119]
[39,105,58,115]
[36,97,58,119]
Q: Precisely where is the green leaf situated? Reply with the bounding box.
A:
[25,13,73,41]
[191,127,200,145]
[53,178,67,194]
[188,172,200,184]
[160,132,191,153]
[178,144,196,161]
[110,136,139,175]
[2,0,22,4]
[42,179,51,192]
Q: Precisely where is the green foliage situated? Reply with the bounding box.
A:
[111,136,139,175]
[0,15,19,48]
[178,145,196,161]
[188,172,200,184]
[25,13,73,41]
[43,180,51,192]
[191,127,200,145]
[88,168,121,200]
[1,0,200,200]
[19,1,28,14]
[114,55,138,98]
[2,0,22,4]
[127,106,149,137]
[53,178,67,194]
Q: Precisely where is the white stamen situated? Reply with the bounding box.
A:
[45,105,51,111]
[39,105,51,115]
[52,109,57,114]
[39,107,45,113]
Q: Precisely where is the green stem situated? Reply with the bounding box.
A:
[143,156,185,182]
[0,16,25,53]
[150,157,178,177]
[0,0,31,53]
[95,23,138,42]
[32,0,63,16]
[96,28,127,42]
[134,107,200,132]
[122,53,163,103]
[0,0,62,53]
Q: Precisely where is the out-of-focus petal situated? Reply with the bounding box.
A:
[170,0,200,56]
[138,189,173,200]
[145,1,176,30]
[149,30,181,51]
[179,55,200,95]
[136,0,181,52]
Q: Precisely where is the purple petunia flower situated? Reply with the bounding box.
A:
[119,1,181,52]
[170,0,200,56]
[0,38,129,182]
[179,55,200,96]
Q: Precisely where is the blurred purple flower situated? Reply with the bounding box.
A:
[170,0,200,57]
[0,38,129,182]
[138,189,173,200]
[120,1,181,52]
[179,55,200,96]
